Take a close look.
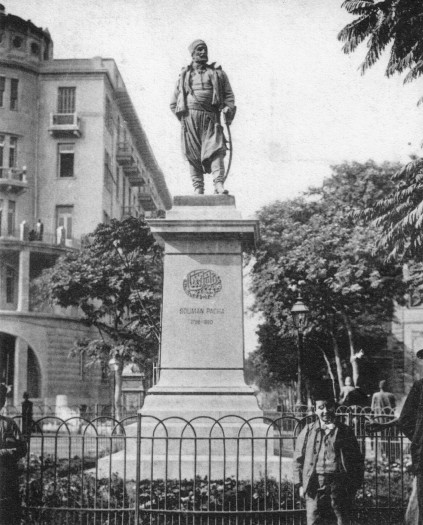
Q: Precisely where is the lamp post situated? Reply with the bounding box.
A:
[108,357,122,420]
[291,291,310,406]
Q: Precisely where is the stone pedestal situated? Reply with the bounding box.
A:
[141,195,261,420]
[96,196,284,481]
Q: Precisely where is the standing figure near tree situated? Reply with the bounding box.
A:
[170,40,236,195]
[293,382,364,524]
[371,380,396,415]
[35,219,44,241]
[0,384,27,524]
[338,376,355,405]
[21,392,33,438]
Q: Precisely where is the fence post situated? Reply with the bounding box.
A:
[134,413,141,524]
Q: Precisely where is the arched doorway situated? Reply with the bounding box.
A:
[0,333,14,385]
[27,347,41,398]
[0,332,42,404]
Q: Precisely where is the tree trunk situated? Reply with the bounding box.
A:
[318,346,337,401]
[329,328,344,395]
[342,312,359,385]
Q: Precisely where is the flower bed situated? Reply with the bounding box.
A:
[18,453,413,524]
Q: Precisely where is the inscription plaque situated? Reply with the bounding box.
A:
[183,269,222,299]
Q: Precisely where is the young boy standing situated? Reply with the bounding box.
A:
[293,383,364,524]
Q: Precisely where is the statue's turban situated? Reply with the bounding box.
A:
[188,39,207,55]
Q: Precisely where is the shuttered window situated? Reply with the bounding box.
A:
[58,87,76,113]
[10,79,18,110]
[105,96,113,132]
[56,206,73,239]
[0,77,5,107]
[0,136,4,169]
[9,137,17,168]
[6,265,15,303]
[58,143,75,177]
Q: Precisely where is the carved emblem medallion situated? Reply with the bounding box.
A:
[183,269,222,299]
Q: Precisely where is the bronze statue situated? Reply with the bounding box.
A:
[170,40,236,195]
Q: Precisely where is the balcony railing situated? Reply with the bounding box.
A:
[0,223,81,249]
[48,112,82,137]
[138,187,157,211]
[116,141,135,166]
[0,167,28,194]
[121,206,143,219]
[127,165,146,187]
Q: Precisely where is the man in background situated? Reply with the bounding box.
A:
[21,392,33,438]
[371,380,396,414]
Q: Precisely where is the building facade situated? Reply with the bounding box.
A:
[0,6,171,408]
[388,300,423,397]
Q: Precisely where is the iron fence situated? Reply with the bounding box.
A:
[15,412,411,524]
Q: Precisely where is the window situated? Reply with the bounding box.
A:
[6,266,15,303]
[56,206,73,240]
[117,116,121,143]
[9,137,17,168]
[0,76,5,107]
[43,43,50,61]
[12,36,23,49]
[0,135,4,176]
[30,42,40,56]
[104,149,114,193]
[10,79,18,110]
[105,96,113,132]
[58,87,76,114]
[58,144,74,178]
[7,200,15,236]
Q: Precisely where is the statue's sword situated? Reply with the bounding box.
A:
[222,111,233,183]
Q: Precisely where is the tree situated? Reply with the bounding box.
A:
[360,158,423,260]
[338,0,423,84]
[248,161,405,401]
[33,217,162,420]
[339,2,423,260]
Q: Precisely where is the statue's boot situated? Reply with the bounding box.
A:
[194,187,204,195]
[214,182,228,195]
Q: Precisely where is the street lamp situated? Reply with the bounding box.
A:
[108,357,120,419]
[291,291,310,406]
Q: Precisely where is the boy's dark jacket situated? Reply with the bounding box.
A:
[293,420,364,494]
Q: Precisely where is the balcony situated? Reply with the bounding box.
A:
[0,224,81,250]
[0,167,28,194]
[48,113,82,137]
[121,206,143,219]
[138,187,157,211]
[116,142,135,166]
[126,164,145,187]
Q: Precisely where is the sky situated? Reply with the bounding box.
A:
[7,0,423,216]
[6,0,423,353]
